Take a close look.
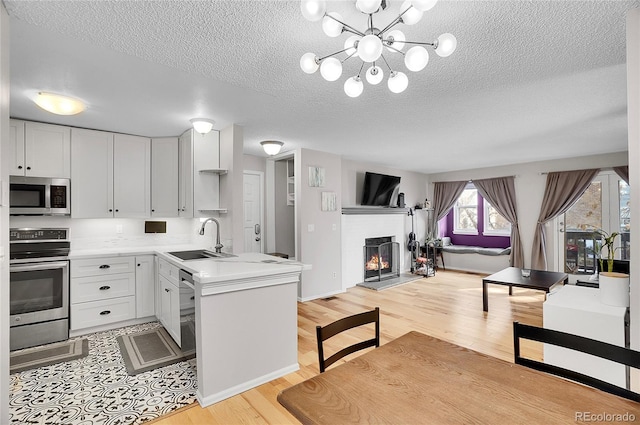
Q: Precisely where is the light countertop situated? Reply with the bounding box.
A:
[69,245,309,285]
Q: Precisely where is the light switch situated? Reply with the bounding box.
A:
[308,224,315,232]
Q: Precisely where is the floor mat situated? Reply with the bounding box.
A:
[10,338,89,374]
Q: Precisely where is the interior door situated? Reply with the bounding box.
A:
[243,171,263,253]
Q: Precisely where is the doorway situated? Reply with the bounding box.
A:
[243,171,264,253]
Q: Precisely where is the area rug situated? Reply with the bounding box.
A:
[9,321,197,425]
[357,273,425,291]
[10,338,89,374]
[117,323,195,376]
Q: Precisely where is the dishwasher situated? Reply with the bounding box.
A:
[178,269,196,355]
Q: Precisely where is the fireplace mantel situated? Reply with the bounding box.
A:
[342,207,409,215]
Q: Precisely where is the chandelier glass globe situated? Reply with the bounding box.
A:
[411,0,437,12]
[320,57,343,81]
[322,12,343,37]
[301,0,326,22]
[300,53,319,74]
[356,0,382,14]
[344,36,360,58]
[366,66,384,85]
[404,46,429,72]
[358,34,383,62]
[435,33,457,57]
[344,77,364,98]
[400,0,423,25]
[385,30,405,52]
[388,71,408,93]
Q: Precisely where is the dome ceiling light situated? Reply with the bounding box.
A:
[260,140,284,156]
[190,118,215,135]
[34,92,86,115]
[299,0,457,97]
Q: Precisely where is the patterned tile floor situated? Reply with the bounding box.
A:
[9,321,197,425]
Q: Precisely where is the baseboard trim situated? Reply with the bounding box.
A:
[299,288,345,302]
[196,363,300,408]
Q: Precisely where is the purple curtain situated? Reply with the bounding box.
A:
[473,176,524,268]
[531,169,599,270]
[430,181,467,239]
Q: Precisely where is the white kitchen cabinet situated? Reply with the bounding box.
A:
[70,256,137,331]
[10,119,71,178]
[543,285,628,388]
[71,128,151,218]
[135,255,155,319]
[159,274,181,345]
[178,130,194,218]
[151,137,179,217]
[114,134,151,217]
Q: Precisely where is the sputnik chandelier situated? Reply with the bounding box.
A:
[299,0,457,97]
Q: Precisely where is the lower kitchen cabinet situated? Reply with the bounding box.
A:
[71,255,156,332]
[159,274,181,345]
[135,255,155,318]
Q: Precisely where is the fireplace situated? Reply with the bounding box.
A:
[363,237,400,282]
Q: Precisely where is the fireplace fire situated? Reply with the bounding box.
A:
[363,237,400,282]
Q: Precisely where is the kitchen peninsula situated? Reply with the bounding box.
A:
[70,248,308,408]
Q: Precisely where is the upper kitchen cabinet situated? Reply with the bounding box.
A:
[71,129,151,218]
[178,131,194,218]
[10,119,71,178]
[179,128,225,218]
[113,134,151,217]
[151,137,179,217]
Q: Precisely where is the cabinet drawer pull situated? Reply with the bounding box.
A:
[99,285,111,291]
[165,288,170,293]
[99,310,111,315]
[190,296,195,300]
[99,264,110,269]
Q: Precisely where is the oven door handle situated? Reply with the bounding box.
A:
[10,260,70,272]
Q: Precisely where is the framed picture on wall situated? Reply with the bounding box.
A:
[309,166,325,187]
[321,192,337,211]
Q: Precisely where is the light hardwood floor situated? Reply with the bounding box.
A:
[151,270,546,425]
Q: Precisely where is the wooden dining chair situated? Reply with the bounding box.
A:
[513,321,640,402]
[316,307,380,373]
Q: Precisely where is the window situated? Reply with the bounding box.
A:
[483,199,511,236]
[453,186,478,234]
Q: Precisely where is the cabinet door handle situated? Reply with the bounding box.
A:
[99,285,111,290]
[190,296,195,300]
[165,288,170,293]
[99,264,110,269]
[100,310,111,315]
[115,209,119,212]
[137,263,141,267]
[17,165,22,170]
[26,166,31,170]
[109,209,113,212]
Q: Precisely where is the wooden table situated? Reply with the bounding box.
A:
[278,331,638,424]
[482,267,568,311]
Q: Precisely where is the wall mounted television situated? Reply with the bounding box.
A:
[361,172,401,206]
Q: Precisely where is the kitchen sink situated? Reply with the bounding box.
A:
[167,249,236,261]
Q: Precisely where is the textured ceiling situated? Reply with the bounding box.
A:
[5,0,639,173]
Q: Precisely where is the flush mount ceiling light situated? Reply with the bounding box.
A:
[190,118,215,135]
[34,92,85,115]
[300,0,457,97]
[260,140,284,156]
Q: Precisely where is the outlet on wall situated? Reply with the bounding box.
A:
[116,224,123,234]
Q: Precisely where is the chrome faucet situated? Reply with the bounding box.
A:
[199,218,223,253]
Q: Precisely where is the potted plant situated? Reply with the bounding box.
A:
[589,227,629,307]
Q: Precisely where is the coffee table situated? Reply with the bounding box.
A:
[482,267,568,312]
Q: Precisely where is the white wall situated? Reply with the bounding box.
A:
[297,148,342,300]
[427,152,628,271]
[626,8,640,390]
[1,3,9,421]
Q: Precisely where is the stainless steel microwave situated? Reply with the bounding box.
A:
[10,176,70,216]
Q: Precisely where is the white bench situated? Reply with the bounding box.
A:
[441,245,511,274]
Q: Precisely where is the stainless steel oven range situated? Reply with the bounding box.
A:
[10,228,70,351]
